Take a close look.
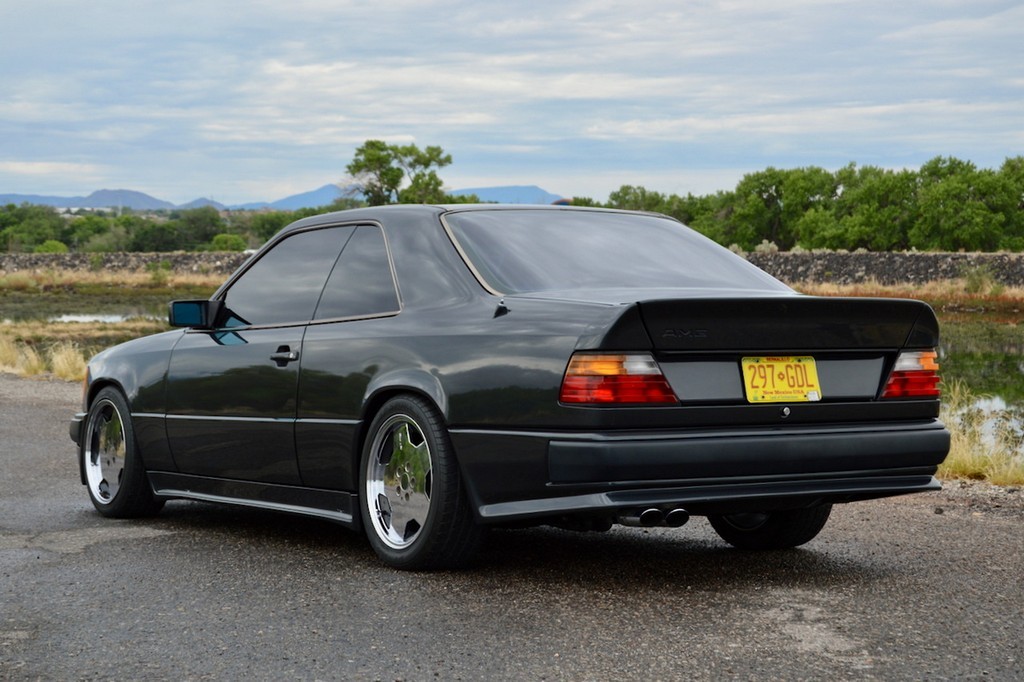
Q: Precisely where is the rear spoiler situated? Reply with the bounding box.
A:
[627,297,939,351]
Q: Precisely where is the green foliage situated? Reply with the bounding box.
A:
[588,156,1024,253]
[145,260,172,286]
[34,239,69,254]
[209,233,247,252]
[346,140,452,205]
[130,220,181,252]
[3,153,1023,254]
[961,264,1004,295]
[250,212,293,241]
[1,204,66,251]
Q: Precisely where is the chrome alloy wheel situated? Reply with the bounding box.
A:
[365,414,433,550]
[84,397,127,505]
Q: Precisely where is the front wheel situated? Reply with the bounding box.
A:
[708,505,832,550]
[360,395,482,570]
[81,387,164,518]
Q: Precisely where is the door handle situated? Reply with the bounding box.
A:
[270,347,299,366]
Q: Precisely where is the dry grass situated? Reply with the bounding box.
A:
[939,381,1024,485]
[797,279,1024,323]
[49,341,89,381]
[3,319,168,346]
[796,278,1024,301]
[0,336,19,369]
[0,268,223,292]
[0,336,89,381]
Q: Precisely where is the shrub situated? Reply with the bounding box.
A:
[210,233,247,252]
[34,239,69,254]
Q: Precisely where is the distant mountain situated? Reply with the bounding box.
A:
[1,183,564,211]
[177,197,227,210]
[270,184,350,211]
[0,188,175,210]
[449,185,564,204]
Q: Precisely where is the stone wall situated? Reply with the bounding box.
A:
[746,251,1024,286]
[2,251,1024,286]
[0,252,250,275]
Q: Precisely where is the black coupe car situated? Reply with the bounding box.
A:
[71,204,950,569]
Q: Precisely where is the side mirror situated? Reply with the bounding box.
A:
[169,300,223,329]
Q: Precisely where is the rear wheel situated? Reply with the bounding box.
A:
[82,387,164,518]
[360,395,482,570]
[708,505,832,550]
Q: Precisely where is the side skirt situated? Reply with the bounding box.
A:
[148,471,360,530]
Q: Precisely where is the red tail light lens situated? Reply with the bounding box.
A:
[559,353,678,404]
[881,351,941,398]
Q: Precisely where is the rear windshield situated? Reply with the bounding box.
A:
[444,209,788,295]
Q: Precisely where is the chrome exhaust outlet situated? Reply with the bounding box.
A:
[617,508,664,527]
[663,509,690,528]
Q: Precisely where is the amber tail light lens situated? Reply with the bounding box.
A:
[881,350,941,399]
[559,353,678,404]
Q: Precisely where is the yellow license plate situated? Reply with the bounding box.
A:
[742,356,822,403]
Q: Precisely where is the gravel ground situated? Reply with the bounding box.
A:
[3,371,1023,680]
[930,478,1024,516]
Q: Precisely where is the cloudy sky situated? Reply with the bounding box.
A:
[1,0,1021,205]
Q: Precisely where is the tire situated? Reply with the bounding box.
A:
[81,387,164,518]
[360,395,482,570]
[708,505,832,550]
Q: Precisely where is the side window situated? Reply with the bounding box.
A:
[222,226,354,326]
[314,225,400,320]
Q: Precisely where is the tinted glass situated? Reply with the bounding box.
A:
[314,225,400,320]
[445,209,789,294]
[223,226,354,326]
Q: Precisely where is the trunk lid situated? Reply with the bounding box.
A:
[638,296,938,351]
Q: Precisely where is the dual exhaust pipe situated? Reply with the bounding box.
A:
[617,507,690,528]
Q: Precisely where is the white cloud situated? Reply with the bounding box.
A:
[0,161,107,178]
[0,0,1020,204]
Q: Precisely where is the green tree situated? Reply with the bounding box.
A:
[346,140,453,205]
[726,168,789,249]
[995,156,1024,250]
[909,157,1008,251]
[250,212,294,242]
[395,144,452,204]
[174,206,225,248]
[1,204,65,251]
[346,140,405,205]
[68,214,113,249]
[812,164,917,250]
[607,185,666,212]
[130,220,184,252]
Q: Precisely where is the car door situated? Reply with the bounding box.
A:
[295,224,402,490]
[165,225,356,484]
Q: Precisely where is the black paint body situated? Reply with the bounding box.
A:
[72,205,950,529]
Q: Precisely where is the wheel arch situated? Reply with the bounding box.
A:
[77,378,130,485]
[353,370,450,486]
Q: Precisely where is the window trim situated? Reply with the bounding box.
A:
[211,220,402,331]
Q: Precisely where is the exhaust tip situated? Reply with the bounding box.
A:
[664,509,690,527]
[638,508,664,527]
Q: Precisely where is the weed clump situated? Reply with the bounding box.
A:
[939,381,1024,485]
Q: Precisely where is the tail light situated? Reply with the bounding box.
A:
[559,353,678,404]
[881,351,940,399]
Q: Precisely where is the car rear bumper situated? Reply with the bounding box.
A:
[70,413,85,446]
[451,419,950,522]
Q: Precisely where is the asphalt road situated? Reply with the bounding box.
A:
[1,373,1021,681]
